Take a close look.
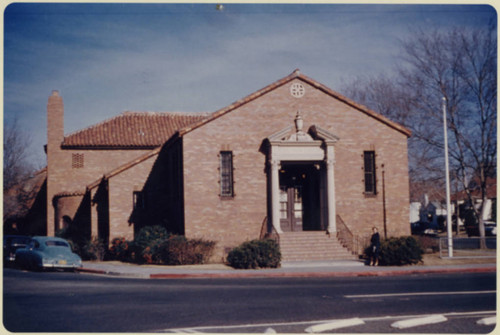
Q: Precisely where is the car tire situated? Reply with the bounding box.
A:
[29,259,41,272]
[14,258,23,270]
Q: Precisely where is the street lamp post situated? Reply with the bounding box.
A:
[443,97,453,257]
[382,164,387,240]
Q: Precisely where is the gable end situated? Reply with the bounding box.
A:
[178,70,411,138]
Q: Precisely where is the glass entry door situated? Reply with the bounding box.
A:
[280,185,303,232]
[278,163,322,232]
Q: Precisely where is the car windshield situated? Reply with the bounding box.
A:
[45,241,70,248]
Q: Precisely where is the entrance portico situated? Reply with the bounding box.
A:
[267,111,339,234]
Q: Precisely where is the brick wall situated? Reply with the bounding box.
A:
[182,78,410,260]
[105,154,157,242]
[46,91,155,237]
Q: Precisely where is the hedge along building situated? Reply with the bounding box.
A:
[45,70,411,262]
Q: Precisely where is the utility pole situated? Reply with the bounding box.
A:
[443,97,453,257]
[382,164,387,239]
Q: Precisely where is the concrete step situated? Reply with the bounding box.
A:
[279,232,357,261]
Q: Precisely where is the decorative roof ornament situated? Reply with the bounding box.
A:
[294,110,303,132]
[286,110,313,142]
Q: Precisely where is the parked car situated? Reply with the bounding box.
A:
[3,235,32,264]
[15,236,82,271]
[410,221,438,236]
[465,221,497,237]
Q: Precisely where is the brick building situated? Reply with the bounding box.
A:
[43,70,411,261]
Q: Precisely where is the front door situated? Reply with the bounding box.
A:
[280,184,303,232]
[279,163,322,232]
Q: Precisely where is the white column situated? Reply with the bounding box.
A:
[326,145,337,233]
[270,159,283,233]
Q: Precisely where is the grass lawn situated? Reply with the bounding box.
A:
[422,251,497,266]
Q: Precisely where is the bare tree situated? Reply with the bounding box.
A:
[3,118,37,222]
[342,24,497,243]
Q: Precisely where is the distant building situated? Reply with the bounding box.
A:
[410,177,497,234]
[32,70,412,261]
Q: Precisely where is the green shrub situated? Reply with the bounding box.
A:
[134,225,168,249]
[106,226,216,265]
[227,239,281,269]
[379,236,424,266]
[107,237,132,261]
[141,238,166,264]
[156,236,216,265]
[132,225,169,264]
[227,246,253,269]
[81,237,107,261]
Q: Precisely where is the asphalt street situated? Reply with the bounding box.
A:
[3,268,496,333]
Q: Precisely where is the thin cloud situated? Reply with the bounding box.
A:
[4,3,496,165]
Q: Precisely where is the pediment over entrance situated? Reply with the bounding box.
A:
[265,112,339,162]
[308,125,340,144]
[267,110,339,145]
[266,124,339,145]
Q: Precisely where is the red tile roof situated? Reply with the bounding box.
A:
[451,177,497,201]
[62,112,208,148]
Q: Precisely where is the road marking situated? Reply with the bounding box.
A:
[305,318,365,333]
[361,310,495,322]
[345,290,496,299]
[391,315,448,329]
[171,330,202,333]
[477,316,496,325]
[157,311,496,333]
[163,320,327,333]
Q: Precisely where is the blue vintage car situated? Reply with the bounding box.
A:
[15,236,82,271]
[4,235,32,264]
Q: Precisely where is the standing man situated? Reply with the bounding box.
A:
[370,227,381,266]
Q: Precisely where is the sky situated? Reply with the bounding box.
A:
[3,2,497,167]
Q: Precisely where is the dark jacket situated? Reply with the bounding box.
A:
[370,232,380,248]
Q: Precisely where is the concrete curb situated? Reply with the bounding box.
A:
[77,265,496,280]
[77,268,106,275]
[77,267,150,279]
[149,266,496,279]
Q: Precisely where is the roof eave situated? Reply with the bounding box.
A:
[297,72,412,138]
[86,146,162,191]
[177,69,412,138]
[61,144,161,150]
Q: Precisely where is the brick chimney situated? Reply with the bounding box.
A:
[47,90,64,151]
[46,90,64,236]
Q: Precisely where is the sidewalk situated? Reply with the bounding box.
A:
[78,258,497,279]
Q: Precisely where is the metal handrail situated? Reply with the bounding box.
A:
[259,216,280,244]
[259,216,268,239]
[336,215,366,255]
[336,215,354,254]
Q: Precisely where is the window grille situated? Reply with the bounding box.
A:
[363,151,377,194]
[220,151,234,197]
